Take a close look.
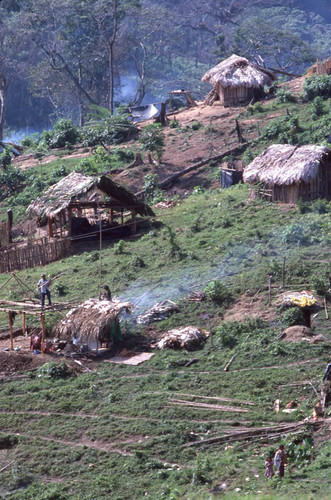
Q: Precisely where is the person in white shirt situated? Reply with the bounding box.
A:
[38,273,52,308]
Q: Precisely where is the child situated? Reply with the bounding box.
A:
[265,456,274,479]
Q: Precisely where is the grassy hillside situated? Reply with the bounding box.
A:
[0,78,331,499]
[0,185,330,499]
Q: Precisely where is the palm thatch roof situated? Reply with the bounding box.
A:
[202,54,275,89]
[243,145,330,186]
[27,172,154,218]
[55,298,132,347]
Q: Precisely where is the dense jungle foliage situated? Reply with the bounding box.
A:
[0,0,330,137]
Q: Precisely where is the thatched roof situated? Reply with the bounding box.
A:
[55,298,132,347]
[202,54,275,89]
[27,172,154,218]
[243,145,331,186]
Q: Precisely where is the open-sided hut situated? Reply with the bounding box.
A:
[27,172,154,239]
[202,54,275,107]
[55,298,132,350]
[243,144,331,203]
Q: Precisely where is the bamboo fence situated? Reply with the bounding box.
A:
[0,237,71,273]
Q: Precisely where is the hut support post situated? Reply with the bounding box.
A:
[8,311,14,351]
[59,212,63,239]
[132,210,137,233]
[40,314,46,352]
[22,312,26,336]
[47,217,53,238]
[67,208,72,237]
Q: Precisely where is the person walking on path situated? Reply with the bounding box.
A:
[265,456,274,479]
[38,273,52,308]
[274,444,287,478]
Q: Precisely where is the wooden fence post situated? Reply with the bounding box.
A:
[8,311,14,351]
[268,275,272,306]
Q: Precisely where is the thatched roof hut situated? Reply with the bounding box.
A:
[202,54,275,107]
[243,144,331,203]
[28,172,154,219]
[56,298,132,350]
[27,172,154,238]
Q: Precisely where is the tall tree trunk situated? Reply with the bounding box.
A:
[108,0,118,115]
[0,77,6,142]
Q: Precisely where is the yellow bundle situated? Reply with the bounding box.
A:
[289,296,316,307]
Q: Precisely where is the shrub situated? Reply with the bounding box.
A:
[0,148,12,169]
[216,318,267,349]
[310,96,324,117]
[114,239,125,255]
[169,119,179,128]
[140,123,165,161]
[281,223,309,245]
[204,280,231,305]
[302,75,331,101]
[43,119,80,148]
[275,87,296,103]
[82,115,138,146]
[0,166,25,200]
[262,114,301,144]
[312,276,329,296]
[37,361,73,378]
[282,307,307,327]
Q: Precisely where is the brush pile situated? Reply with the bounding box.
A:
[156,326,209,351]
[137,300,179,325]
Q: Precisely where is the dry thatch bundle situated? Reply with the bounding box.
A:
[243,144,330,186]
[27,171,154,219]
[55,298,132,349]
[202,54,275,89]
[156,326,209,351]
[137,300,179,325]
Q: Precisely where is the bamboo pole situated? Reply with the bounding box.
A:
[324,297,329,320]
[282,257,286,288]
[8,311,14,351]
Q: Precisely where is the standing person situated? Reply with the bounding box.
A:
[265,456,274,479]
[38,273,52,308]
[274,444,287,478]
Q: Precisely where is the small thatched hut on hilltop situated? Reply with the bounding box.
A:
[243,144,331,203]
[27,172,154,239]
[202,54,275,107]
[56,298,132,350]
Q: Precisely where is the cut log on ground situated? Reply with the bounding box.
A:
[136,144,247,196]
[182,421,319,448]
[169,398,249,413]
